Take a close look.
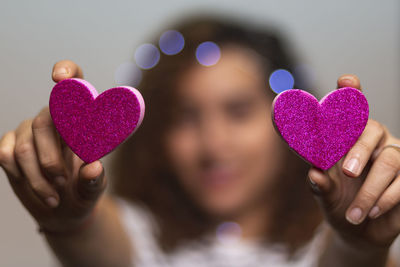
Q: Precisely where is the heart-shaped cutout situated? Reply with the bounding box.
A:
[272,87,369,170]
[49,78,145,163]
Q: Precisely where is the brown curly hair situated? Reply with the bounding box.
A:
[109,14,322,257]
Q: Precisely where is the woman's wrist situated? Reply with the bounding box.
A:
[322,229,389,267]
[318,227,390,267]
[334,231,389,257]
[37,204,99,237]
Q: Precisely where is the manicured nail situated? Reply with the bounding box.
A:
[369,206,380,219]
[46,196,59,208]
[53,67,68,77]
[54,176,66,186]
[344,158,360,175]
[346,207,363,224]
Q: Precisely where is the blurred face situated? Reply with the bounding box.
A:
[165,45,284,217]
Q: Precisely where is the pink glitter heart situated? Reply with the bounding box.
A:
[272,87,369,170]
[49,78,145,163]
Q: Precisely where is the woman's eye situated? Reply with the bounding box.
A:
[175,108,198,125]
[227,102,252,120]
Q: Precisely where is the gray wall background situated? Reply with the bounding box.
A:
[0,0,398,266]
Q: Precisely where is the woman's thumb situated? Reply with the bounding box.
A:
[307,167,336,209]
[77,160,107,201]
[308,168,329,195]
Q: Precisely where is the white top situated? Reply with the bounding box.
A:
[115,196,400,267]
[114,196,332,267]
[115,196,400,266]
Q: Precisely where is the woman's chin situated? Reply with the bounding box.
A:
[196,194,249,219]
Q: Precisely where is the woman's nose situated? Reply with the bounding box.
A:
[198,115,230,157]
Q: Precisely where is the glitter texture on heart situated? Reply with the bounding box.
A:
[272,87,369,170]
[49,78,145,163]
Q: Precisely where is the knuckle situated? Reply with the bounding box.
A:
[377,151,400,170]
[356,139,372,153]
[376,125,385,137]
[368,119,385,136]
[367,118,380,128]
[40,157,63,174]
[14,142,33,159]
[359,188,379,204]
[32,114,51,130]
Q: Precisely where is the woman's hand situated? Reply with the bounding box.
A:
[0,60,107,234]
[308,74,400,251]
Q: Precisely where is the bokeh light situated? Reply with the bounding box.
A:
[134,43,160,69]
[216,222,242,244]
[195,41,221,67]
[159,30,185,55]
[268,69,295,94]
[114,62,142,87]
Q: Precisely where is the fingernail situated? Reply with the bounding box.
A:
[46,196,59,208]
[308,176,321,194]
[346,207,363,224]
[369,206,380,219]
[344,158,360,175]
[54,176,66,186]
[88,177,99,185]
[53,67,69,77]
